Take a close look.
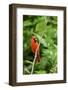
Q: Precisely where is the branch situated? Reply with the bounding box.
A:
[31,33,44,74]
[31,43,40,74]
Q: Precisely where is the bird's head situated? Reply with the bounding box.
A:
[32,36,35,39]
[32,36,37,42]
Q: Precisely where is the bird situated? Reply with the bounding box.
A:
[31,36,40,63]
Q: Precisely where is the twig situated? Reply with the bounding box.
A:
[31,43,40,74]
[31,33,45,74]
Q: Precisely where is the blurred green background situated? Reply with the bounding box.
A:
[23,15,57,75]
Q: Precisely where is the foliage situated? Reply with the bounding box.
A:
[23,15,57,74]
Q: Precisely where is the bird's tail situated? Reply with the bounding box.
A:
[35,51,40,63]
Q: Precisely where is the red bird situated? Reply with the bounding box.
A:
[31,36,40,63]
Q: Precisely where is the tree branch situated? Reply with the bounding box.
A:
[31,43,40,74]
[31,33,44,74]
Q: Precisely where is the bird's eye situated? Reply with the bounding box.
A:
[34,38,36,43]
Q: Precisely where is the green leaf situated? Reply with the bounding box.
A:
[35,70,46,74]
[24,60,33,65]
[24,20,33,26]
[36,20,46,34]
[24,68,30,74]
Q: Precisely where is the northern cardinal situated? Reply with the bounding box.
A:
[31,36,40,63]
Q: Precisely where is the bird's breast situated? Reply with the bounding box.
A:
[31,40,38,53]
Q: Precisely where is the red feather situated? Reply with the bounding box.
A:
[31,36,40,63]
